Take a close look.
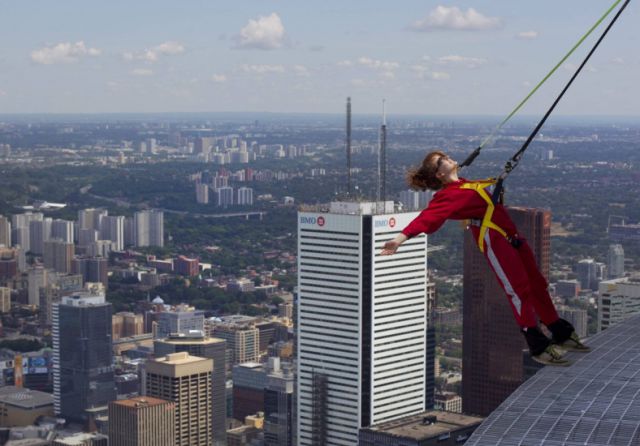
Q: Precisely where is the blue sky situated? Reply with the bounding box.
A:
[0,1,637,115]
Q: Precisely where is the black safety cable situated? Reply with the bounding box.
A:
[491,0,631,203]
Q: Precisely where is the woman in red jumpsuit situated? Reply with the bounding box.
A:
[382,151,589,366]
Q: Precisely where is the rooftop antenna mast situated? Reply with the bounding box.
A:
[346,97,352,198]
[378,99,387,205]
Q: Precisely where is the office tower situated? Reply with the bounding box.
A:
[195,136,215,155]
[597,278,640,331]
[44,240,75,274]
[0,215,11,247]
[124,216,135,247]
[12,226,29,252]
[78,208,108,232]
[264,358,295,446]
[462,207,550,417]
[577,258,598,291]
[216,187,234,207]
[425,277,436,410]
[196,183,210,204]
[558,307,588,338]
[278,302,293,319]
[146,138,157,154]
[214,176,229,189]
[297,202,427,445]
[211,319,260,366]
[0,287,10,313]
[174,255,199,277]
[100,216,125,251]
[145,352,213,446]
[28,266,50,306]
[72,256,108,287]
[52,292,116,422]
[155,332,227,446]
[51,219,74,243]
[112,312,145,340]
[155,304,205,339]
[39,275,84,326]
[237,187,254,206]
[134,210,164,248]
[138,141,147,153]
[29,218,52,255]
[607,244,625,279]
[109,396,175,446]
[232,362,267,421]
[0,247,19,280]
[555,279,581,298]
[87,240,113,258]
[78,228,99,247]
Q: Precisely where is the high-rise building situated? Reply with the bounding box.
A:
[100,216,125,251]
[211,318,260,367]
[154,332,227,446]
[155,304,205,339]
[577,258,599,291]
[134,210,164,248]
[558,306,588,338]
[297,202,427,445]
[174,255,199,277]
[196,183,210,204]
[29,218,52,255]
[51,219,74,243]
[12,212,43,253]
[108,396,175,446]
[112,312,145,340]
[72,256,108,287]
[0,287,10,313]
[78,208,108,232]
[598,278,640,331]
[232,362,268,421]
[398,190,432,211]
[425,277,436,410]
[237,187,254,206]
[28,266,50,306]
[0,215,11,247]
[44,240,75,274]
[264,358,295,446]
[216,187,234,208]
[434,392,462,413]
[52,292,116,422]
[607,244,625,279]
[462,207,550,417]
[144,352,213,446]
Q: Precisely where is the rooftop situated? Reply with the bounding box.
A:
[153,351,207,365]
[0,386,54,409]
[111,396,172,408]
[363,410,483,440]
[467,314,640,445]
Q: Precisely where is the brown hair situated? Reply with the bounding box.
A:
[406,150,446,191]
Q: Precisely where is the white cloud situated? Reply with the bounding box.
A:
[337,60,353,67]
[131,68,153,76]
[211,74,227,83]
[357,57,400,71]
[522,81,532,88]
[517,31,539,40]
[123,41,185,63]
[31,41,101,65]
[235,13,285,50]
[380,71,395,80]
[430,71,451,81]
[411,6,501,31]
[0,89,6,96]
[564,63,596,73]
[612,57,625,65]
[293,65,310,76]
[240,64,285,74]
[437,55,487,68]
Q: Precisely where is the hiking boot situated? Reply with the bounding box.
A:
[556,331,590,353]
[531,344,571,367]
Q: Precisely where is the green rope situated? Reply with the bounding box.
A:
[478,0,623,150]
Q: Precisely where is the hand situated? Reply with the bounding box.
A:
[381,240,400,255]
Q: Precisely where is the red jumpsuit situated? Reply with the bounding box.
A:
[401,178,559,329]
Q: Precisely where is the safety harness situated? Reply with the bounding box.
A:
[460,179,509,253]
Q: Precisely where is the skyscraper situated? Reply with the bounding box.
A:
[144,352,213,446]
[134,210,164,248]
[0,215,11,247]
[51,219,74,243]
[462,207,550,417]
[108,396,175,446]
[29,218,52,255]
[237,187,254,206]
[155,304,205,339]
[72,256,108,287]
[216,187,234,207]
[52,292,116,422]
[0,287,10,313]
[44,239,75,274]
[607,244,625,279]
[100,216,125,251]
[154,332,227,446]
[78,208,108,232]
[210,318,260,366]
[297,202,427,445]
[264,358,295,446]
[196,183,210,204]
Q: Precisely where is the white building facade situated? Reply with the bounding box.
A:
[297,202,428,446]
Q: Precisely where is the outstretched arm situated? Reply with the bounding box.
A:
[381,233,408,255]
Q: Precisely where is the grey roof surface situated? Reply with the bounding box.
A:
[0,386,54,409]
[466,314,640,446]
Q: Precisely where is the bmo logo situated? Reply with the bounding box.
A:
[375,217,397,228]
[300,215,326,226]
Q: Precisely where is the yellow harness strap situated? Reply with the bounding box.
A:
[460,179,508,253]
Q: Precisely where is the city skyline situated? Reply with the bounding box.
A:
[1,1,638,115]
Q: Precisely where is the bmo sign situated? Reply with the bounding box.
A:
[375,217,397,229]
[300,215,325,226]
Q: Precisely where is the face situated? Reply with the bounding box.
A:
[434,154,457,177]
